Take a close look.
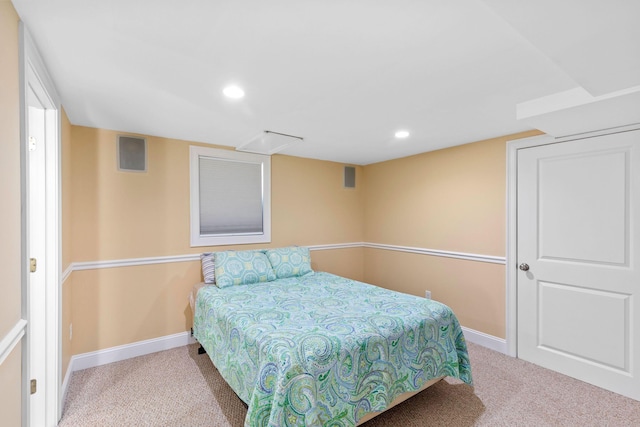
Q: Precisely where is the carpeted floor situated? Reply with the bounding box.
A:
[59,342,640,426]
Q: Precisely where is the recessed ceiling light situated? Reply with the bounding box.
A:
[222,85,245,99]
[395,130,410,139]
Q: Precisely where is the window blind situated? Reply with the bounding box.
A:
[198,156,264,235]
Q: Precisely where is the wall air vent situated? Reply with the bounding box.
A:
[344,166,356,189]
[117,135,147,172]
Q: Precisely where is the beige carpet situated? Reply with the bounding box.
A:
[59,342,640,426]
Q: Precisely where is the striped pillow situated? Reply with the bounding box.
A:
[200,253,215,284]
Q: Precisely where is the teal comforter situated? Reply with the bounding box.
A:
[193,272,472,426]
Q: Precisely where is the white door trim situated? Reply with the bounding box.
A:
[19,24,62,427]
[505,123,640,358]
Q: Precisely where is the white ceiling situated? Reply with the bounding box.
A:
[11,0,639,165]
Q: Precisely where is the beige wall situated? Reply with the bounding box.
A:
[364,248,507,337]
[362,131,541,338]
[69,249,364,356]
[309,247,364,282]
[0,346,22,427]
[271,155,364,247]
[70,262,201,354]
[70,126,195,261]
[64,124,543,354]
[65,126,365,354]
[0,1,23,424]
[64,124,540,357]
[69,127,365,261]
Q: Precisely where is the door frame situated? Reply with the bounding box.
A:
[19,24,62,426]
[505,123,640,358]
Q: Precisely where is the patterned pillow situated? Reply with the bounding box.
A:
[214,250,276,288]
[265,246,313,279]
[200,253,215,284]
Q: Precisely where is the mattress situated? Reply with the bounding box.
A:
[189,281,209,318]
[193,272,472,426]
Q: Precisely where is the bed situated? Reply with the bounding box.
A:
[192,247,472,426]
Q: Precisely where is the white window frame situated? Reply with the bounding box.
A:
[189,145,271,247]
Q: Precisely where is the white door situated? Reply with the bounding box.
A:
[27,81,47,426]
[517,128,640,401]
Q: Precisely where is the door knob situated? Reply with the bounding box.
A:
[519,263,530,271]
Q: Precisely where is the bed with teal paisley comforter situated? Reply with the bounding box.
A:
[193,272,472,426]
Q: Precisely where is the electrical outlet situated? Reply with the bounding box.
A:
[69,323,73,340]
[425,290,431,299]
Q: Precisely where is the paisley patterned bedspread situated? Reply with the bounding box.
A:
[193,272,472,426]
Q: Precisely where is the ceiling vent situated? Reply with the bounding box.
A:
[236,130,303,155]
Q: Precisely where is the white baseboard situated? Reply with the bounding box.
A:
[66,331,196,373]
[61,358,74,411]
[461,326,508,354]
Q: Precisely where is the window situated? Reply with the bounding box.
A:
[190,145,271,246]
